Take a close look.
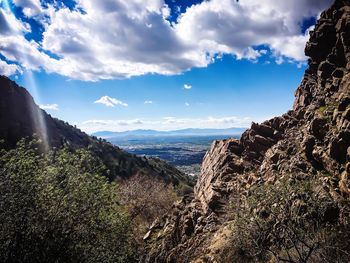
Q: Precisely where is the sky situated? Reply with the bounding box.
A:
[0,0,334,133]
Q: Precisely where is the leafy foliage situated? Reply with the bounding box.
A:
[120,174,178,225]
[229,175,350,262]
[0,139,136,262]
[119,174,178,247]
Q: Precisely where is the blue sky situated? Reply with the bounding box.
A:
[0,0,333,133]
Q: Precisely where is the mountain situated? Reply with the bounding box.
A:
[0,76,194,189]
[92,128,246,139]
[145,1,350,261]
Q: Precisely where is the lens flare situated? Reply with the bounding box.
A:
[23,71,50,150]
[0,0,11,11]
[1,0,50,150]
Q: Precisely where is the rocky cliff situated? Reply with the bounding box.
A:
[144,0,350,262]
[0,76,193,188]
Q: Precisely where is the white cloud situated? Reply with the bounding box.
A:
[0,0,333,80]
[0,8,64,76]
[13,0,44,17]
[83,119,143,126]
[184,84,192,90]
[185,102,190,106]
[0,35,62,71]
[82,119,144,132]
[144,100,153,104]
[39,103,59,111]
[175,0,332,63]
[78,115,264,133]
[0,60,22,75]
[0,9,30,35]
[39,1,199,81]
[94,96,128,107]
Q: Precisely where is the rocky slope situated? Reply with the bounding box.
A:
[0,75,193,188]
[144,0,350,261]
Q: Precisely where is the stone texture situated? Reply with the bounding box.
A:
[144,1,350,262]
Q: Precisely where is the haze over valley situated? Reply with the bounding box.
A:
[93,128,245,176]
[1,0,349,262]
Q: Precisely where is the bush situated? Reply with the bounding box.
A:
[119,173,178,244]
[229,175,350,263]
[0,139,136,262]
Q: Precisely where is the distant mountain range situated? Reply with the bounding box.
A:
[0,75,193,187]
[92,128,246,139]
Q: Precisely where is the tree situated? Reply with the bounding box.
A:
[0,139,136,262]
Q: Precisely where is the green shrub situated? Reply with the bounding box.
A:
[0,139,136,262]
[229,175,350,263]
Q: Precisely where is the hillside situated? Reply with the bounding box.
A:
[0,75,194,188]
[144,0,350,262]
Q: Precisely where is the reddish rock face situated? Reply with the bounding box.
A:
[144,1,350,262]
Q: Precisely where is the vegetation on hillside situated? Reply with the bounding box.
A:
[120,174,178,247]
[0,138,179,262]
[227,175,350,262]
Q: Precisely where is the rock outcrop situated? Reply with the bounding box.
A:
[144,0,350,262]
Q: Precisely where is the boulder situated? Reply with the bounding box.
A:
[303,136,316,161]
[332,68,346,78]
[183,217,194,236]
[318,61,336,79]
[254,135,275,147]
[227,139,243,155]
[310,117,328,139]
[330,131,350,163]
[144,2,350,260]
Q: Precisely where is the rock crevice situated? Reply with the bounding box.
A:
[144,1,350,262]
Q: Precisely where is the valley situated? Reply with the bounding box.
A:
[1,0,349,262]
[106,135,241,176]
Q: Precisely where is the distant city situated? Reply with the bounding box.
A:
[93,128,245,176]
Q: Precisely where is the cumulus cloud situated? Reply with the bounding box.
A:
[78,115,263,133]
[39,103,59,111]
[144,100,153,104]
[184,84,192,90]
[12,0,44,17]
[0,9,29,35]
[0,0,333,80]
[82,119,144,132]
[0,8,64,76]
[0,35,62,71]
[161,116,256,127]
[94,96,128,107]
[175,0,332,62]
[83,119,143,126]
[0,59,22,75]
[40,1,200,81]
